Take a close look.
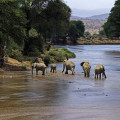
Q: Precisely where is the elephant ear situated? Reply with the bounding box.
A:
[80,62,85,66]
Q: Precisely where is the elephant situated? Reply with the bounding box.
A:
[94,65,106,79]
[50,64,57,73]
[44,56,50,67]
[62,60,75,75]
[81,62,91,77]
[32,63,47,75]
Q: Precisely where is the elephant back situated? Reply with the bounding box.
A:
[83,62,91,69]
[51,64,56,68]
[36,63,46,68]
[95,65,105,73]
[65,60,75,69]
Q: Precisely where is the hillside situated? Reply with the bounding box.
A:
[87,13,109,20]
[70,9,109,35]
[81,19,106,35]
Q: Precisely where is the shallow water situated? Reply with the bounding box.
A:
[0,45,120,120]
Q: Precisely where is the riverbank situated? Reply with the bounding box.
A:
[0,47,75,71]
[77,37,120,45]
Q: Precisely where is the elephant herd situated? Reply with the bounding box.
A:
[32,57,106,79]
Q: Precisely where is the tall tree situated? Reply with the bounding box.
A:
[0,0,27,52]
[40,0,71,43]
[103,0,120,39]
[68,20,85,43]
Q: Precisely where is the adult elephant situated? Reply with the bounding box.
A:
[62,60,75,75]
[94,65,106,79]
[81,62,91,77]
[32,63,47,75]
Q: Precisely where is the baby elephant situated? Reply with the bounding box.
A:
[94,65,106,79]
[81,62,91,77]
[50,64,57,73]
[32,63,47,75]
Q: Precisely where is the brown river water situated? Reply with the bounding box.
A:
[0,45,120,120]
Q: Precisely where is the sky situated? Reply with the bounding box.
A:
[64,0,116,17]
[64,0,116,10]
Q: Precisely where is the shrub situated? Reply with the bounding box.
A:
[9,49,23,61]
[20,65,27,70]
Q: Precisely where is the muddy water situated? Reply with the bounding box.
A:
[0,45,120,120]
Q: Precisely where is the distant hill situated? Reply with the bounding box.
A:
[71,8,111,18]
[70,8,110,35]
[81,19,106,35]
[70,13,109,20]
[87,13,109,20]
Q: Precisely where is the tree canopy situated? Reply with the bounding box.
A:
[68,20,85,43]
[0,0,85,59]
[103,0,120,39]
[0,0,27,51]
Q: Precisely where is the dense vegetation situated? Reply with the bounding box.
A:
[103,0,120,39]
[68,21,85,43]
[0,0,84,61]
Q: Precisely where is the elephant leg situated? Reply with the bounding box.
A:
[36,69,38,75]
[42,70,45,75]
[84,72,86,77]
[53,69,54,73]
[103,71,106,78]
[62,64,65,73]
[55,68,57,73]
[65,68,68,74]
[99,73,101,79]
[97,74,98,79]
[32,67,33,75]
[87,72,89,77]
[71,68,74,75]
[95,73,96,79]
[50,68,52,72]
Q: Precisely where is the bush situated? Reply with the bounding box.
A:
[20,65,27,70]
[9,49,23,61]
[28,47,40,57]
[47,48,76,62]
[59,48,76,58]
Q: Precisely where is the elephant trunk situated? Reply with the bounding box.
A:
[32,66,34,74]
[62,64,65,73]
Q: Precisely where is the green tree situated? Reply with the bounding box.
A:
[68,20,85,43]
[40,0,71,43]
[0,0,27,52]
[103,0,120,39]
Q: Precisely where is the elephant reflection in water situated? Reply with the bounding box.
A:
[94,65,106,79]
[62,59,75,75]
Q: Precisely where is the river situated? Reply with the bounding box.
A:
[0,45,120,120]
